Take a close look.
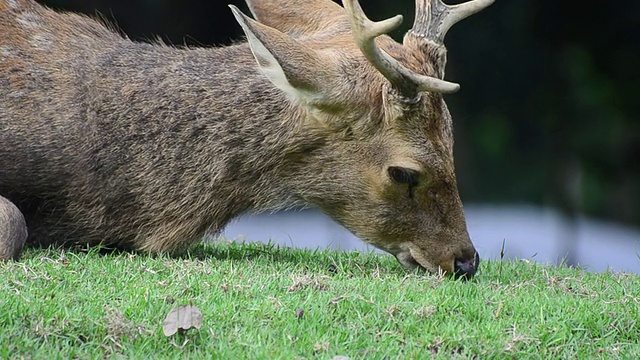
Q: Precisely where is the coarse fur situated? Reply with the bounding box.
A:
[0,0,490,276]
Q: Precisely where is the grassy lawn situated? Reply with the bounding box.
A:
[1,241,639,359]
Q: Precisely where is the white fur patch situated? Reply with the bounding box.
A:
[30,33,53,51]
[0,46,17,59]
[17,11,41,29]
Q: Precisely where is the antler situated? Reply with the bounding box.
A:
[342,0,494,98]
[411,0,494,44]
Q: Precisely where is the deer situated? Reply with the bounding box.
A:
[0,0,493,278]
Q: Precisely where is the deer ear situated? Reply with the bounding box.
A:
[229,5,338,105]
[244,0,345,36]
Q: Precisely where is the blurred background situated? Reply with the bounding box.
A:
[39,0,640,272]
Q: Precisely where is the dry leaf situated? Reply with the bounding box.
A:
[162,305,203,336]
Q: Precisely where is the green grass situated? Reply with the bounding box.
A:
[1,241,639,359]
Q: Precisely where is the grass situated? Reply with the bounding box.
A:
[1,241,639,359]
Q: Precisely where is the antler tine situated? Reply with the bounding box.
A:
[412,0,495,44]
[342,0,460,97]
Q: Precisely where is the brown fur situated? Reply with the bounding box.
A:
[0,195,27,260]
[0,0,483,275]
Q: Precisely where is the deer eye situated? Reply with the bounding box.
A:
[387,167,420,187]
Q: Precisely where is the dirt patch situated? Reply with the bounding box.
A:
[288,275,329,293]
[104,309,149,341]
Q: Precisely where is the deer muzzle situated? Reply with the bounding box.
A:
[395,241,480,280]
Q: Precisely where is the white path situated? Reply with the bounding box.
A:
[219,204,640,274]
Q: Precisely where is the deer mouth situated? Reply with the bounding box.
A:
[394,246,479,279]
[395,251,422,271]
[395,249,439,273]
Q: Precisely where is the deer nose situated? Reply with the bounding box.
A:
[454,252,480,280]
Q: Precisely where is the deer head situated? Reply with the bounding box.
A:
[229,0,493,278]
